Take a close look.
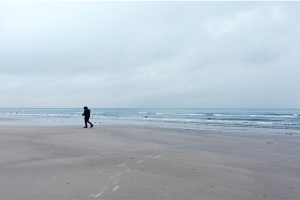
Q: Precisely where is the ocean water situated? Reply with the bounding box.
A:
[0,108,300,131]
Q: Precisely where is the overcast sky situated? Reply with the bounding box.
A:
[0,1,299,108]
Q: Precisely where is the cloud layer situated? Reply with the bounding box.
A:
[0,1,299,108]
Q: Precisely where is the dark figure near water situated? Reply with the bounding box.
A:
[82,106,94,128]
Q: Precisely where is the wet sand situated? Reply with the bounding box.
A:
[0,125,299,199]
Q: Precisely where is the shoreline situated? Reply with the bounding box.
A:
[0,125,300,199]
[1,118,299,136]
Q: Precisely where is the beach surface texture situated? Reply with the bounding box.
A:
[0,124,299,199]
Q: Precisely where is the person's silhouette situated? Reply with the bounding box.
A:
[82,106,94,128]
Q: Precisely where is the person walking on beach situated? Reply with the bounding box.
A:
[82,106,94,128]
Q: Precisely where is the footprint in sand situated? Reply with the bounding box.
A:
[152,154,161,158]
[91,153,161,198]
[113,185,120,192]
[138,153,162,163]
[90,187,108,198]
[137,159,146,163]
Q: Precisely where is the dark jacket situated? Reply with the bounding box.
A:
[82,108,90,118]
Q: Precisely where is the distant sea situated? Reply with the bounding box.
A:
[1,108,300,131]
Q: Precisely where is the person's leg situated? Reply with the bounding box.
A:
[87,119,93,128]
[85,117,93,128]
[84,118,88,128]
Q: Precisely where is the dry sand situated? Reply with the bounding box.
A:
[0,124,299,200]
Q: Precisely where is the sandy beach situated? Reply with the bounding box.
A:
[0,124,299,200]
